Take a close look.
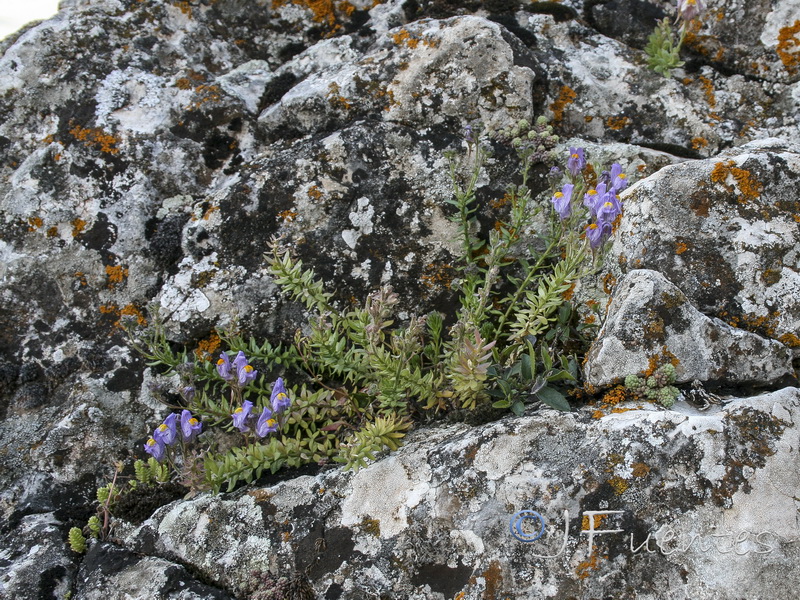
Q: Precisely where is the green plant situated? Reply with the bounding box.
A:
[645,1,707,78]
[121,118,626,493]
[624,364,680,408]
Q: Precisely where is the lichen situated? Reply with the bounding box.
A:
[710,160,762,202]
[549,85,576,123]
[776,20,800,75]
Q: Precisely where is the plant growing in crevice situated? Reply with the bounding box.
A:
[120,117,627,493]
[645,0,706,78]
[625,364,680,408]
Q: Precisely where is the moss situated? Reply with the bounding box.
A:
[360,517,381,536]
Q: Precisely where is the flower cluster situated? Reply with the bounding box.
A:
[231,376,292,438]
[144,409,203,461]
[550,147,627,250]
[216,350,258,387]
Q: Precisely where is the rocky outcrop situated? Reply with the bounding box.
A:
[103,388,799,599]
[1,0,799,598]
[584,269,794,388]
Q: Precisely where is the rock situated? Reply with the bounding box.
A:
[610,141,800,347]
[583,269,795,388]
[72,542,235,600]
[116,388,800,599]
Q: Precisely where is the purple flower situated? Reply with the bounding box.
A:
[232,400,254,432]
[216,352,233,381]
[583,182,608,216]
[551,183,574,220]
[609,163,628,193]
[596,195,622,224]
[153,413,178,446]
[232,351,258,386]
[464,124,474,143]
[586,221,612,249]
[270,377,291,413]
[181,385,195,402]
[255,407,278,438]
[180,409,202,442]
[144,437,165,461]
[567,147,586,179]
[677,0,705,21]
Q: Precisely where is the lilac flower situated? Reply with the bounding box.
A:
[181,385,195,402]
[677,0,705,21]
[583,182,608,216]
[586,221,612,249]
[596,196,622,224]
[255,407,278,438]
[231,351,258,386]
[216,352,233,381]
[270,377,291,413]
[567,147,586,178]
[153,413,178,446]
[180,409,202,442]
[551,183,574,220]
[232,400,254,432]
[144,437,165,461]
[609,163,628,193]
[464,124,474,143]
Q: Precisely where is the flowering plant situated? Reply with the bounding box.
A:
[645,0,707,77]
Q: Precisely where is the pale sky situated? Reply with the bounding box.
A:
[0,0,60,40]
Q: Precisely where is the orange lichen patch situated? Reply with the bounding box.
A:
[675,241,688,255]
[581,513,606,531]
[583,314,596,325]
[69,124,120,154]
[195,331,222,360]
[778,332,800,348]
[605,116,629,131]
[691,136,708,150]
[174,1,193,16]
[590,385,634,419]
[273,0,355,32]
[698,75,716,108]
[490,193,512,209]
[607,475,630,495]
[46,226,59,238]
[327,82,352,110]
[632,462,651,477]
[421,262,455,289]
[27,216,43,231]
[602,272,617,295]
[776,21,800,75]
[480,560,503,600]
[392,28,419,49]
[584,115,594,123]
[562,282,576,301]
[187,84,222,110]
[575,548,604,579]
[120,304,147,326]
[278,209,298,222]
[105,265,129,287]
[710,160,762,202]
[74,272,88,286]
[71,218,87,237]
[645,348,680,377]
[549,85,576,123]
[307,185,324,200]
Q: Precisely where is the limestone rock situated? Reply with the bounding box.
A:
[116,389,800,599]
[610,141,800,347]
[583,269,794,388]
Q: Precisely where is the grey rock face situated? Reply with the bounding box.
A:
[584,269,794,388]
[1,0,799,598]
[611,142,800,347]
[115,389,800,599]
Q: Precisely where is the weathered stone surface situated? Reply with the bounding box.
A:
[610,141,800,347]
[114,389,800,599]
[584,269,794,388]
[1,0,799,598]
[73,542,235,600]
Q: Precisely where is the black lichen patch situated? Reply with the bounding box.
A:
[260,72,299,111]
[145,214,188,275]
[711,407,788,507]
[303,526,359,580]
[113,481,189,524]
[411,562,472,597]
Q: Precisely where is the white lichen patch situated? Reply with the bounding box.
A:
[341,196,375,249]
